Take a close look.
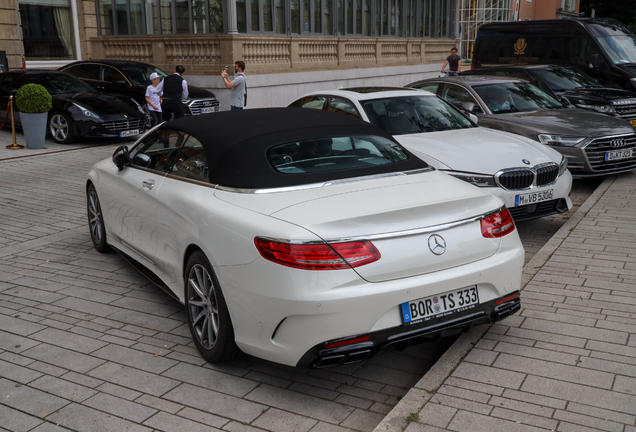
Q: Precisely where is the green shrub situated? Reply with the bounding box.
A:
[15,84,52,114]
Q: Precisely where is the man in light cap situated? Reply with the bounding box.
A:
[145,72,163,126]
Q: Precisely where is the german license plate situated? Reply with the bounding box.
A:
[400,286,479,326]
[515,189,553,206]
[119,129,139,138]
[201,107,215,114]
[605,149,633,161]
[630,120,636,127]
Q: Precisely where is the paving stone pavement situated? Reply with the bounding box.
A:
[375,171,636,432]
[0,130,605,432]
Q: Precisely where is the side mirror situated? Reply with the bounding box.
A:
[590,54,606,69]
[112,146,130,171]
[468,113,479,124]
[462,101,476,112]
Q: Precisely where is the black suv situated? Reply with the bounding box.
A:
[59,60,220,124]
[463,65,636,125]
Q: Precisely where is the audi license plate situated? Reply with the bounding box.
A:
[515,189,553,206]
[119,129,139,138]
[400,286,479,326]
[605,149,633,161]
[201,107,216,114]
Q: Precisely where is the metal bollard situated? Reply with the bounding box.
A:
[6,95,24,149]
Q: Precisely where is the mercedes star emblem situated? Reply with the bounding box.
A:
[522,159,531,165]
[428,234,446,255]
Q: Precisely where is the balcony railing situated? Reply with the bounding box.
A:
[91,34,457,75]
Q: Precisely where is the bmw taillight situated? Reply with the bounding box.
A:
[481,209,515,238]
[254,238,381,270]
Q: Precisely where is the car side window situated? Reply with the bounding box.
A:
[169,136,209,183]
[440,84,482,112]
[298,96,328,110]
[131,129,187,173]
[63,64,100,80]
[101,66,127,83]
[0,75,21,93]
[413,83,440,94]
[328,97,361,118]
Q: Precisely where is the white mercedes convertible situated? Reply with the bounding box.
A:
[86,108,523,367]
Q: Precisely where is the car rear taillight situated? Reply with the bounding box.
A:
[481,209,515,238]
[254,238,381,270]
[324,335,371,349]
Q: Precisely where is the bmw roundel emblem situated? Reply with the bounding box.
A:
[522,159,531,165]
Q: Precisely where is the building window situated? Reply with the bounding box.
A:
[459,0,511,59]
[20,0,78,60]
[98,0,224,34]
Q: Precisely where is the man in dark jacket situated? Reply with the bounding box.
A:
[156,65,189,120]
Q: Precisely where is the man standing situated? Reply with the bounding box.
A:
[441,48,462,76]
[221,61,246,110]
[157,65,189,120]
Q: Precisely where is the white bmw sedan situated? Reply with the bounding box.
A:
[87,108,524,367]
[288,88,573,221]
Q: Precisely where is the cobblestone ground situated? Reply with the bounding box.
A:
[0,142,600,432]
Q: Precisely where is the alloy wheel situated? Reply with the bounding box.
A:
[87,189,103,245]
[188,264,220,350]
[50,114,69,142]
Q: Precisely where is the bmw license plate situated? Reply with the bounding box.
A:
[605,149,633,161]
[400,286,479,326]
[119,129,139,138]
[515,189,553,206]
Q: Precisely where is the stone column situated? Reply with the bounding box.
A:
[0,0,24,69]
[225,0,238,35]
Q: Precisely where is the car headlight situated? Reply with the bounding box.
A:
[131,99,146,115]
[576,104,615,114]
[445,171,497,187]
[558,157,568,176]
[537,134,586,147]
[72,103,99,119]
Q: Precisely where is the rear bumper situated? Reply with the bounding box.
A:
[297,292,521,368]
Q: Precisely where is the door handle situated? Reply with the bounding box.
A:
[142,180,155,190]
[96,86,106,91]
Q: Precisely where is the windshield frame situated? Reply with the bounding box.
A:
[360,94,476,135]
[472,82,564,114]
[24,73,97,95]
[120,65,169,86]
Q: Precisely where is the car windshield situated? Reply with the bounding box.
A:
[360,95,474,135]
[596,35,636,65]
[267,135,412,174]
[532,68,600,91]
[473,82,564,114]
[121,65,169,86]
[26,73,96,94]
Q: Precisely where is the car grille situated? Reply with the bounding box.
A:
[613,102,636,120]
[103,118,145,132]
[496,163,559,190]
[186,98,220,115]
[584,134,636,172]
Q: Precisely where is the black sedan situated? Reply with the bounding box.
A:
[59,60,220,120]
[0,70,147,144]
[463,65,636,124]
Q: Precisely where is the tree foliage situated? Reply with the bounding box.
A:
[580,0,636,33]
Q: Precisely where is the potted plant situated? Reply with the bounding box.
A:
[15,83,52,149]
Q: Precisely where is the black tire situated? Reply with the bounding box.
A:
[87,184,111,253]
[49,111,75,144]
[185,251,240,363]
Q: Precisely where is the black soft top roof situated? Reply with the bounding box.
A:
[159,108,428,189]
